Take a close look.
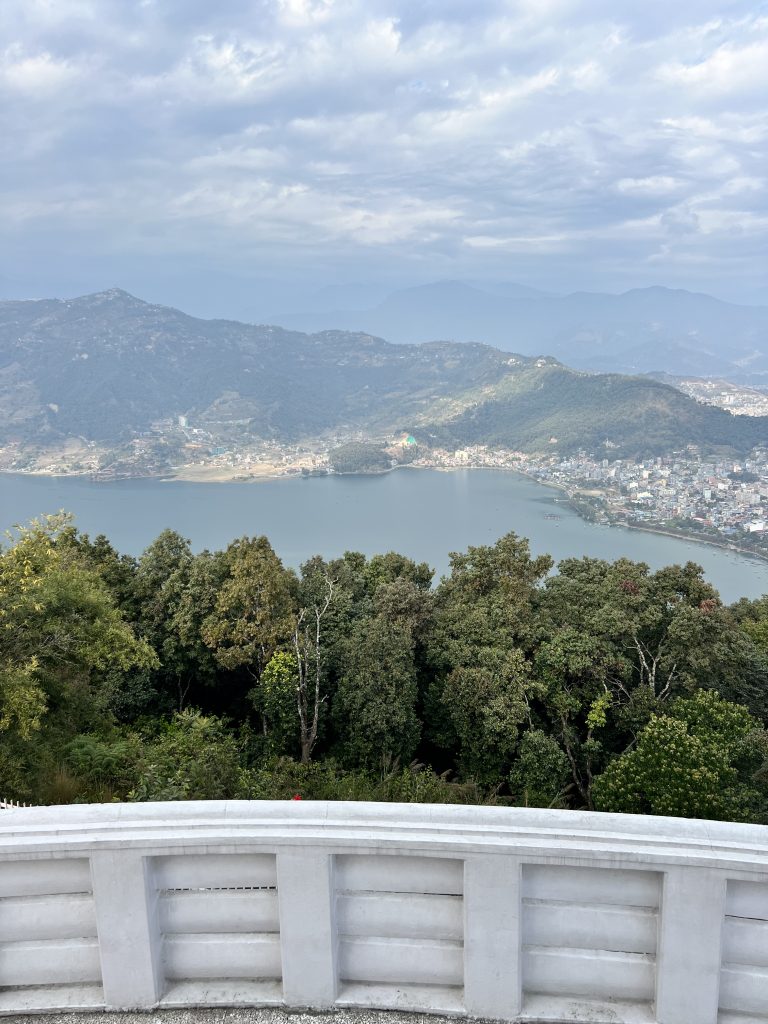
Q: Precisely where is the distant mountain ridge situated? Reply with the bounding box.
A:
[271,280,768,381]
[0,288,766,460]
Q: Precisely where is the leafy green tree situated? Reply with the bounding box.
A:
[318,550,432,679]
[171,548,231,703]
[373,576,432,637]
[531,557,760,805]
[442,659,529,785]
[58,529,139,618]
[510,729,571,807]
[329,442,391,474]
[130,529,217,712]
[129,709,244,800]
[532,627,620,807]
[593,690,768,821]
[537,558,728,699]
[201,536,296,700]
[725,596,768,721]
[364,552,433,594]
[251,650,299,755]
[333,616,420,771]
[284,552,431,765]
[0,515,155,741]
[426,533,552,783]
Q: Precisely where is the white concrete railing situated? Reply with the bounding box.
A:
[0,803,766,1024]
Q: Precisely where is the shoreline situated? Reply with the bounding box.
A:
[460,465,768,564]
[3,462,768,566]
[614,519,768,565]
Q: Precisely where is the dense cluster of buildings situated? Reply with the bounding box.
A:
[522,450,768,538]
[676,379,768,417]
[415,444,768,555]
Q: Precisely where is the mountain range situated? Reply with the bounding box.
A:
[0,288,766,460]
[271,280,768,381]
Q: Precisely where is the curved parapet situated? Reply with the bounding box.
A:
[0,802,766,1023]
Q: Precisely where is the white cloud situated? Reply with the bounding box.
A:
[0,45,80,93]
[0,0,766,302]
[277,0,336,28]
[657,28,768,94]
[616,176,684,196]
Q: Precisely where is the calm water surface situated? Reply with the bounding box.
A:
[2,468,767,604]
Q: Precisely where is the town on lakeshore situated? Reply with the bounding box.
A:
[3,401,768,559]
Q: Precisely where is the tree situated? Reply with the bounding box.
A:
[510,729,571,807]
[251,650,299,755]
[201,536,296,695]
[531,557,756,806]
[537,558,728,701]
[333,616,420,771]
[286,552,431,766]
[364,552,433,594]
[532,626,619,808]
[293,561,334,763]
[426,533,552,782]
[329,442,391,474]
[726,597,768,721]
[171,548,231,708]
[593,690,768,821]
[132,530,208,712]
[318,550,432,679]
[0,515,155,740]
[58,529,139,618]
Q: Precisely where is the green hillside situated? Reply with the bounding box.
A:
[412,364,768,457]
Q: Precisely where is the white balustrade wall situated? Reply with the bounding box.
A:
[0,802,766,1023]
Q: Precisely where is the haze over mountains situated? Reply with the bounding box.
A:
[1,288,766,461]
[273,280,768,381]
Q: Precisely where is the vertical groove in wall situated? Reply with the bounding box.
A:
[334,854,465,1014]
[520,864,660,1024]
[153,853,283,1007]
[719,879,768,1023]
[0,858,104,1012]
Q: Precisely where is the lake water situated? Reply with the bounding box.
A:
[2,468,767,604]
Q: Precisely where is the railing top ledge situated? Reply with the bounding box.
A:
[0,802,766,871]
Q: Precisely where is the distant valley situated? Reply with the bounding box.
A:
[0,288,766,476]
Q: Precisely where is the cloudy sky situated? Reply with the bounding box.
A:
[2,0,767,316]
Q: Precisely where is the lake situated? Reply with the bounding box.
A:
[1,468,767,604]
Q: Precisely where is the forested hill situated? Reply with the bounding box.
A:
[1,288,766,458]
[0,289,525,443]
[413,363,768,457]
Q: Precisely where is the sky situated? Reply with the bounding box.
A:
[1,0,767,317]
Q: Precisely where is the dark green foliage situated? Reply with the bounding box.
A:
[251,651,300,757]
[333,617,421,770]
[241,757,494,804]
[329,442,391,474]
[593,691,768,821]
[129,710,244,801]
[426,534,552,784]
[509,730,571,807]
[2,512,768,823]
